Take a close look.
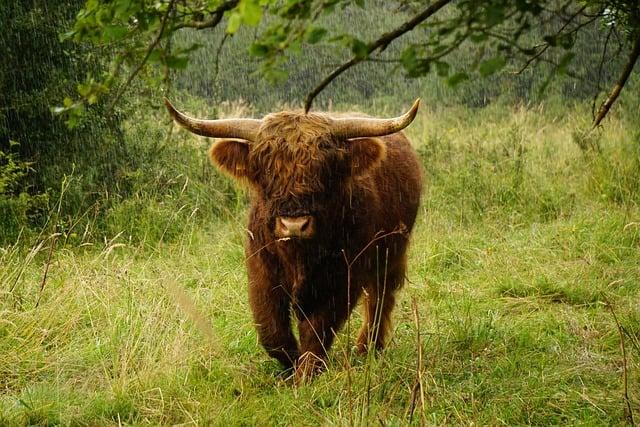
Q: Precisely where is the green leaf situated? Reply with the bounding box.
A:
[400,45,417,69]
[239,0,262,26]
[60,30,76,42]
[469,33,489,43]
[165,55,189,69]
[305,27,327,44]
[350,38,369,59]
[556,52,575,73]
[147,50,162,63]
[249,43,270,57]
[400,45,430,77]
[559,33,575,50]
[227,13,242,34]
[447,72,469,87]
[435,61,450,77]
[262,66,288,83]
[288,39,302,55]
[479,57,506,77]
[77,83,91,97]
[484,4,505,26]
[543,35,557,47]
[103,24,128,41]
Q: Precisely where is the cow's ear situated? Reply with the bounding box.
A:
[347,137,386,177]
[208,139,251,180]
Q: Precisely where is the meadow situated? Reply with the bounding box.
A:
[1,98,639,425]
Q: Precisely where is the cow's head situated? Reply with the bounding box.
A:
[164,98,419,240]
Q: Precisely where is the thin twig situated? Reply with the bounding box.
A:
[514,4,588,75]
[171,0,239,31]
[214,33,229,79]
[108,0,177,112]
[603,295,636,426]
[35,233,59,308]
[303,0,453,112]
[408,296,425,425]
[592,24,614,120]
[341,249,354,427]
[593,31,640,128]
[340,226,408,424]
[347,227,408,269]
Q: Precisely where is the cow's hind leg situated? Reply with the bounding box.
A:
[356,260,405,354]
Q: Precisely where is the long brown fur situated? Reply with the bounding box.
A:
[208,110,422,382]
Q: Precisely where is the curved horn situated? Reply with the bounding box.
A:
[332,98,420,139]
[163,97,261,142]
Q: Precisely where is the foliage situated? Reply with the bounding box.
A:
[0,144,48,244]
[0,0,126,241]
[61,0,640,115]
[0,0,243,246]
[172,3,627,113]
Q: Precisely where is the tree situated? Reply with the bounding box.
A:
[0,0,125,241]
[63,0,639,126]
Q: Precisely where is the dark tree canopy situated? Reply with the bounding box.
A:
[0,0,125,241]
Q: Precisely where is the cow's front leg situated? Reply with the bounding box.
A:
[295,310,342,383]
[247,256,299,370]
[293,281,361,383]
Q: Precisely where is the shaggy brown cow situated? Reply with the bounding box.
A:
[164,98,423,382]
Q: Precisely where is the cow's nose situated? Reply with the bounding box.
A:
[275,216,315,239]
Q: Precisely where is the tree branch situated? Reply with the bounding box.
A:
[108,0,177,111]
[592,24,614,120]
[514,4,589,75]
[303,0,453,112]
[593,31,640,128]
[214,33,229,79]
[483,29,590,83]
[172,0,239,31]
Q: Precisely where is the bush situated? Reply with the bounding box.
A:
[0,146,48,245]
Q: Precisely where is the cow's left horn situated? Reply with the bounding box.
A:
[164,97,261,142]
[332,98,420,139]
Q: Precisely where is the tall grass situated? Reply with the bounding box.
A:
[1,101,638,424]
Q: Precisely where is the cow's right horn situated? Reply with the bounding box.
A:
[332,98,420,139]
[164,97,261,142]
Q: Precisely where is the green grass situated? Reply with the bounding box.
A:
[1,104,639,425]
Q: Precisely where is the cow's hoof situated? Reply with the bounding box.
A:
[355,334,385,355]
[355,340,368,355]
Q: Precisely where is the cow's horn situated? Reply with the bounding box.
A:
[332,98,420,139]
[164,97,261,142]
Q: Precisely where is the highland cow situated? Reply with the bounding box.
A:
[164,98,423,382]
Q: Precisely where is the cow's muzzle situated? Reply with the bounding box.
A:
[275,215,315,239]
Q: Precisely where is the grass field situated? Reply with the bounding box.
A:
[1,103,639,425]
